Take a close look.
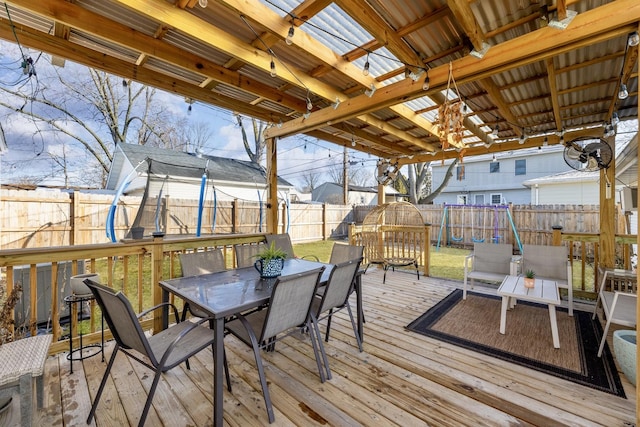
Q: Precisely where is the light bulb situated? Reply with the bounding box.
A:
[198,0,208,7]
[619,83,629,100]
[351,138,356,147]
[628,31,640,47]
[286,26,295,45]
[306,98,313,110]
[270,60,276,77]
[362,60,370,76]
[422,75,430,90]
[611,112,620,126]
[491,125,499,136]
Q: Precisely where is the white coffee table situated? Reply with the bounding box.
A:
[497,275,561,348]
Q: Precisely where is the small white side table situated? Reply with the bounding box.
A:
[0,334,52,427]
[497,275,561,348]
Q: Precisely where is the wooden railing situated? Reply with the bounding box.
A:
[0,233,266,355]
[1,226,634,354]
[551,227,636,297]
[349,223,431,277]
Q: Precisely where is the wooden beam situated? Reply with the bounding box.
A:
[0,20,287,123]
[545,58,563,131]
[265,0,638,139]
[5,0,308,113]
[480,78,523,136]
[447,0,487,53]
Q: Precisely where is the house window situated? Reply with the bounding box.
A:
[490,161,500,173]
[456,165,465,180]
[474,194,485,205]
[515,159,526,175]
[457,195,468,205]
[490,193,502,204]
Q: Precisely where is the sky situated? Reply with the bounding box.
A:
[0,40,377,190]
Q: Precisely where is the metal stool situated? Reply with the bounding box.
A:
[64,294,104,373]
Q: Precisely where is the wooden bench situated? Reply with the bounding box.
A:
[0,335,52,426]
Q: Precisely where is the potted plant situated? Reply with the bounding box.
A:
[254,242,288,278]
[524,269,536,288]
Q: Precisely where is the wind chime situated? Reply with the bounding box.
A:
[437,63,467,171]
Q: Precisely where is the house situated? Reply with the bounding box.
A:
[430,146,569,205]
[106,143,295,202]
[522,170,600,205]
[311,182,405,205]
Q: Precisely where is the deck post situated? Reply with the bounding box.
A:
[266,137,278,234]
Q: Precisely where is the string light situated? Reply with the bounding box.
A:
[491,125,499,136]
[198,0,208,7]
[269,59,276,77]
[618,83,628,100]
[286,25,295,45]
[628,31,640,47]
[362,52,370,76]
[611,112,620,126]
[422,71,430,90]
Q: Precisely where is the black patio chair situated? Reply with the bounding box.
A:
[311,257,364,383]
[84,279,230,427]
[234,242,266,268]
[178,248,226,322]
[224,267,326,423]
[265,233,320,261]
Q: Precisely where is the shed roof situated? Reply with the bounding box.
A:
[112,143,293,187]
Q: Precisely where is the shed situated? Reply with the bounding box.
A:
[106,143,294,202]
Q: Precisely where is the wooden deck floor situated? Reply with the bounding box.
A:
[9,269,637,426]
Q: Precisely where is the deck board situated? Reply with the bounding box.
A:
[21,269,636,426]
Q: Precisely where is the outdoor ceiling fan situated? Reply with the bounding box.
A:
[563,136,613,172]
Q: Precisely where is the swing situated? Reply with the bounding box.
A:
[450,206,464,242]
[471,207,486,243]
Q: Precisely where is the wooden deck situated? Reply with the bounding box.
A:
[7,269,637,426]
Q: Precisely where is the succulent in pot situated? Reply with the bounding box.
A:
[524,269,536,288]
[254,242,287,278]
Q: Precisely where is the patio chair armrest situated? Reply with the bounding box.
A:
[510,255,522,276]
[464,253,474,271]
[158,316,216,367]
[138,302,180,324]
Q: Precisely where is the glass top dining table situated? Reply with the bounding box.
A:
[158,258,364,427]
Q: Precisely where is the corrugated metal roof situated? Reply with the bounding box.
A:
[1,0,638,166]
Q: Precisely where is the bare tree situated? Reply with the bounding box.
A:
[235,114,268,164]
[301,171,322,192]
[183,121,215,154]
[393,159,458,204]
[0,53,187,186]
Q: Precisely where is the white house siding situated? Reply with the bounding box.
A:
[431,146,568,205]
[530,181,599,204]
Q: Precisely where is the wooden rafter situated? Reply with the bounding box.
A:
[545,57,563,132]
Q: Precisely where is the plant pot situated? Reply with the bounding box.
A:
[613,329,636,386]
[70,273,100,296]
[254,258,284,278]
[131,226,144,239]
[524,278,535,288]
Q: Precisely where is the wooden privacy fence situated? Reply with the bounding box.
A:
[0,189,354,249]
[3,188,626,251]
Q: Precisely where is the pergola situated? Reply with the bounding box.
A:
[1,0,639,262]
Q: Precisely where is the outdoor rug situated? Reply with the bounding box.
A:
[406,289,625,397]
